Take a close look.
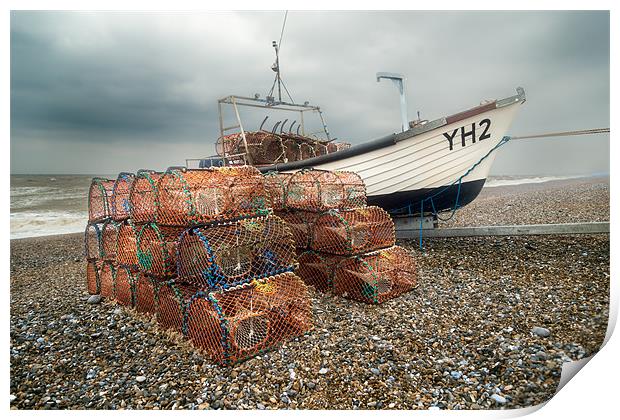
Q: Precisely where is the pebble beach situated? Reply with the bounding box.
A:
[10,177,610,410]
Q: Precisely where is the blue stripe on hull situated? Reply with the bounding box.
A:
[367,179,486,216]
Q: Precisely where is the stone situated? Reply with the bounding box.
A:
[136,376,146,383]
[370,368,381,376]
[257,403,265,410]
[318,367,329,375]
[531,327,551,337]
[87,295,102,304]
[490,394,507,404]
[307,382,316,389]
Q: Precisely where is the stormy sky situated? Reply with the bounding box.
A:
[10,10,609,175]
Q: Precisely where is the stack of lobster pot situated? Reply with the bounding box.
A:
[264,169,418,304]
[85,166,312,365]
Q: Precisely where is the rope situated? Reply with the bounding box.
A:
[510,127,609,140]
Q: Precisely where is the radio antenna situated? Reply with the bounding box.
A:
[267,11,294,104]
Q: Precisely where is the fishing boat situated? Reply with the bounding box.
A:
[186,36,526,217]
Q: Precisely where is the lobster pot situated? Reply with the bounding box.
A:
[114,265,137,307]
[332,246,417,304]
[310,206,395,255]
[286,170,366,212]
[186,272,312,364]
[156,166,269,226]
[282,138,301,162]
[88,178,115,223]
[263,172,294,211]
[129,170,161,224]
[216,133,243,157]
[274,210,319,249]
[99,261,116,298]
[84,223,102,260]
[101,220,119,262]
[313,142,329,156]
[136,224,184,277]
[299,142,316,160]
[116,222,139,268]
[177,214,297,289]
[135,273,164,315]
[156,281,199,334]
[111,172,135,221]
[86,260,101,295]
[296,251,343,292]
[327,142,351,153]
[245,132,286,165]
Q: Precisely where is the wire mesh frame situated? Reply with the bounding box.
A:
[156,280,199,334]
[88,178,115,223]
[100,219,119,262]
[156,166,271,227]
[129,170,162,224]
[99,261,116,299]
[244,132,287,165]
[186,272,312,365]
[285,169,367,212]
[114,265,137,307]
[263,172,294,211]
[86,259,101,295]
[116,221,140,269]
[136,223,185,277]
[135,273,165,315]
[84,223,102,260]
[176,214,298,290]
[111,172,136,221]
[333,246,417,304]
[310,206,395,255]
[297,246,417,303]
[274,210,320,249]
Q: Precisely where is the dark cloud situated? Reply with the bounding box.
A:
[10,10,609,175]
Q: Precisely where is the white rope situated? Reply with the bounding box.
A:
[511,128,609,140]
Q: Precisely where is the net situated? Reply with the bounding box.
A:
[85,223,102,260]
[156,281,199,334]
[286,169,366,211]
[177,214,297,289]
[99,261,116,299]
[88,178,115,223]
[156,166,270,226]
[129,170,162,224]
[116,222,139,268]
[310,206,395,255]
[136,223,185,277]
[263,172,293,211]
[100,220,119,262]
[282,138,301,162]
[186,272,312,365]
[327,142,351,153]
[114,265,137,307]
[86,260,101,295]
[111,172,135,221]
[273,210,319,249]
[135,273,164,315]
[244,132,286,164]
[297,246,417,304]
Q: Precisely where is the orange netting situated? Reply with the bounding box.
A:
[186,272,312,365]
[100,220,118,262]
[114,265,137,307]
[116,222,139,268]
[263,172,293,211]
[111,172,135,221]
[310,206,395,255]
[85,223,102,261]
[88,178,115,223]
[99,261,116,299]
[156,281,199,334]
[156,167,270,226]
[129,170,162,224]
[177,214,297,289]
[135,273,163,315]
[297,246,417,304]
[136,224,185,277]
[286,169,366,212]
[86,260,101,295]
[273,210,319,249]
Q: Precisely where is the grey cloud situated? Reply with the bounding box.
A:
[10,10,609,175]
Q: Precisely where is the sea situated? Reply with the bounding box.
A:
[9,173,603,240]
